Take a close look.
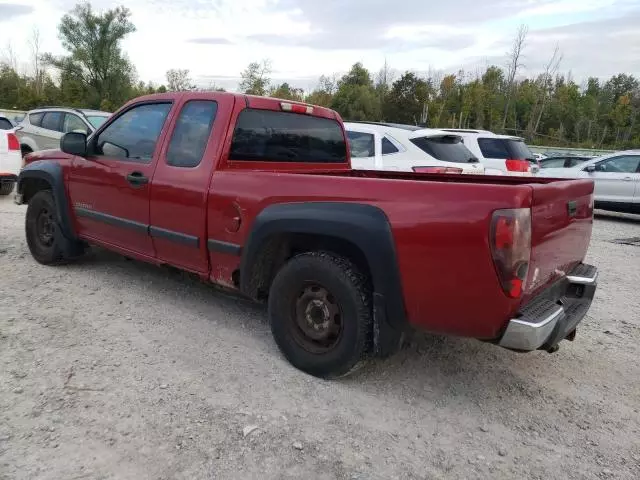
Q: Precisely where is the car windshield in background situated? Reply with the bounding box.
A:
[230,109,346,163]
[410,135,477,163]
[87,115,109,129]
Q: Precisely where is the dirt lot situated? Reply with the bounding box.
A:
[1,195,639,480]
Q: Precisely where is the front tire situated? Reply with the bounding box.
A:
[268,252,372,378]
[0,181,14,196]
[25,190,81,265]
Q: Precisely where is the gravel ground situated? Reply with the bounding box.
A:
[1,196,639,480]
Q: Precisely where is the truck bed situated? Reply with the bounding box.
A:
[209,167,594,340]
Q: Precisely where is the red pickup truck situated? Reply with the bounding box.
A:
[16,92,598,378]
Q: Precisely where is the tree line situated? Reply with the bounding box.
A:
[1,2,638,149]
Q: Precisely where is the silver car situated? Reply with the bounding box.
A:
[537,150,640,214]
[16,107,110,156]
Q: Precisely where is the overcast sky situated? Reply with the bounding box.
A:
[1,0,639,92]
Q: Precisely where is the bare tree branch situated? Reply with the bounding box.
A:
[502,24,528,131]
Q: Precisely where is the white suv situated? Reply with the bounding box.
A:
[441,129,537,175]
[16,107,110,156]
[344,122,485,174]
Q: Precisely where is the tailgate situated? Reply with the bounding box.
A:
[524,178,594,301]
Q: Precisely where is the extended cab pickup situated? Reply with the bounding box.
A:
[16,92,598,378]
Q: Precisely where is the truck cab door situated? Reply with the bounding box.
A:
[149,95,235,274]
[68,101,174,258]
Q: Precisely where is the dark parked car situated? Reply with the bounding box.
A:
[539,155,592,169]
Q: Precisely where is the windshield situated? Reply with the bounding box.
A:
[86,115,109,128]
[410,135,478,163]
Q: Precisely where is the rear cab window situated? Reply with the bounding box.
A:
[229,109,346,163]
[410,135,476,163]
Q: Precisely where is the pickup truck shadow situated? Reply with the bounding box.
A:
[65,246,580,413]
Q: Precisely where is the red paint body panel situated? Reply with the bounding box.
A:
[23,92,595,342]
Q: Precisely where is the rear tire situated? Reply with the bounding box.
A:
[0,182,14,196]
[25,190,83,265]
[268,252,372,378]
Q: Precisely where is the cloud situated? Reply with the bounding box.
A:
[246,30,476,52]
[188,37,233,45]
[270,0,526,29]
[0,3,34,21]
[460,12,640,80]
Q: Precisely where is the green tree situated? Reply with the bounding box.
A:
[306,75,336,107]
[269,82,304,101]
[382,72,431,124]
[239,60,271,96]
[331,63,381,121]
[43,2,137,109]
[166,69,195,91]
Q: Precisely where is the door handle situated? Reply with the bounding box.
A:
[623,177,633,181]
[126,171,149,186]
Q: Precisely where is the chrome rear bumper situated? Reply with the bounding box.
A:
[499,263,598,352]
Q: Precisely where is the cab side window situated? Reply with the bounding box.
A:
[95,103,172,162]
[166,101,218,168]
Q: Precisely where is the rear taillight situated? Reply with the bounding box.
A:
[412,166,463,174]
[490,208,531,299]
[7,133,19,151]
[505,159,530,172]
[280,102,313,115]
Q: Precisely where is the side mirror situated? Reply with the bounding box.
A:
[60,131,87,156]
[585,165,596,173]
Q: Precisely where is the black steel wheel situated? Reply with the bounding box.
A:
[25,190,82,265]
[268,252,372,378]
